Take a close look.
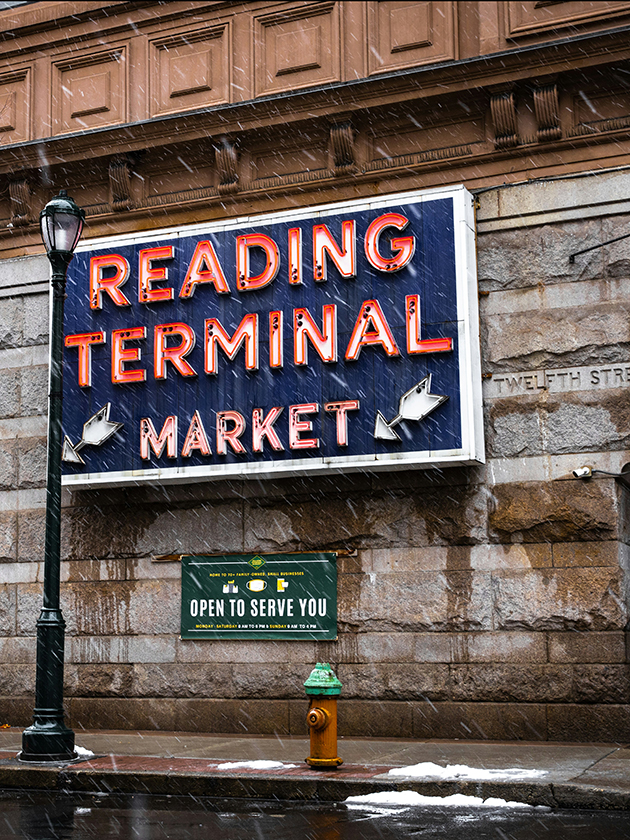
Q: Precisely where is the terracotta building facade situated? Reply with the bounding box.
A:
[1,0,630,740]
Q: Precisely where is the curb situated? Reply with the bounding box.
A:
[1,760,629,810]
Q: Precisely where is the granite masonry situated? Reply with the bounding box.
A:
[1,169,630,741]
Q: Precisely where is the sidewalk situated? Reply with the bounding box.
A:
[1,729,630,810]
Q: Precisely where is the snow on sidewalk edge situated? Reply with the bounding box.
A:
[214,760,300,770]
[387,762,548,781]
[345,790,544,809]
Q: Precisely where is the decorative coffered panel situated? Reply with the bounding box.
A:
[150,25,230,116]
[0,69,30,145]
[251,139,328,181]
[254,2,341,97]
[369,113,485,162]
[145,155,214,200]
[367,1,456,75]
[572,87,630,131]
[53,49,126,134]
[506,1,630,39]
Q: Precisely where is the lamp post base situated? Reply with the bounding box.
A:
[20,721,75,762]
[21,609,75,762]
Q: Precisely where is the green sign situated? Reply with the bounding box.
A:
[180,553,337,640]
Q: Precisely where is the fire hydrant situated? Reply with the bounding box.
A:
[304,662,343,769]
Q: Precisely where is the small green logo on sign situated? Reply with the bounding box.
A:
[248,555,266,569]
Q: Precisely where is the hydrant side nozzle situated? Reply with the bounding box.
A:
[307,707,330,731]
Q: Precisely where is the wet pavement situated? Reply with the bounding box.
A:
[0,728,630,811]
[2,790,630,840]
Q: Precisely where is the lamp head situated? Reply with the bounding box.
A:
[39,190,85,258]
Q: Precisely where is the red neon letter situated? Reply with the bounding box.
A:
[236,233,279,291]
[252,407,284,453]
[289,403,319,449]
[90,254,131,309]
[269,310,283,369]
[204,314,258,374]
[365,213,415,272]
[288,228,302,285]
[179,240,230,298]
[65,331,105,387]
[154,323,197,379]
[324,400,360,447]
[182,410,211,457]
[140,415,177,459]
[294,305,337,365]
[139,246,174,303]
[216,410,246,454]
[406,294,452,354]
[111,327,146,384]
[313,220,355,281]
[345,300,399,361]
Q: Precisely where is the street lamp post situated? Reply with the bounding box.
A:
[20,190,85,762]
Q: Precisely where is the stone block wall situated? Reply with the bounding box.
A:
[1,171,630,741]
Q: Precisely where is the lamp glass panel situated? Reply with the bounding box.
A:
[53,211,83,253]
[40,214,55,254]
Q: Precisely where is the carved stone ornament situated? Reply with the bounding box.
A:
[214,140,239,194]
[490,91,518,148]
[9,178,31,227]
[533,84,561,141]
[109,155,133,211]
[330,121,356,175]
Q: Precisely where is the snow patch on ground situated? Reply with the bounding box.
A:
[214,760,299,770]
[73,746,95,759]
[345,791,536,810]
[387,762,547,781]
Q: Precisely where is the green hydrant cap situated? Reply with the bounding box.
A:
[304,662,343,696]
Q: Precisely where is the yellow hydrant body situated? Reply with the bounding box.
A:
[304,663,343,769]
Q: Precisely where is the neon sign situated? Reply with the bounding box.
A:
[61,186,484,488]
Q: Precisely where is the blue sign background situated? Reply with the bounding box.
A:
[62,190,476,485]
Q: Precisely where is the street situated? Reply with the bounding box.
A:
[1,791,629,840]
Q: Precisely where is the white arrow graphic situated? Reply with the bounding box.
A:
[62,403,123,465]
[373,375,448,442]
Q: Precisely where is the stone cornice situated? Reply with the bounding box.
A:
[5,124,630,255]
[1,23,629,176]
